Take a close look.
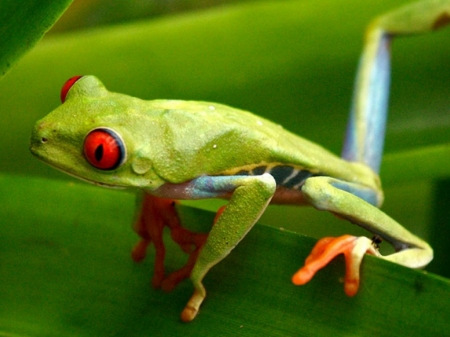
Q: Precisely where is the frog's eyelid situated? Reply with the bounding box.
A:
[60,75,84,103]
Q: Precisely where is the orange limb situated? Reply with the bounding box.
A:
[213,205,226,224]
[132,193,209,291]
[158,206,224,291]
[292,235,379,296]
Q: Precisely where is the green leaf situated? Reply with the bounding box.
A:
[1,172,449,336]
[382,143,450,186]
[48,0,257,34]
[0,0,74,77]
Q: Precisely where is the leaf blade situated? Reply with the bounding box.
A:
[0,0,74,77]
[1,172,449,336]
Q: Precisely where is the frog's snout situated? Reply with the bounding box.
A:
[29,121,51,158]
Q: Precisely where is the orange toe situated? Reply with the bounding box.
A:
[292,235,356,286]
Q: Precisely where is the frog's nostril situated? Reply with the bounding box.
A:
[41,137,48,143]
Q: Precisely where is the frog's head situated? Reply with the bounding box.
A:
[30,75,165,190]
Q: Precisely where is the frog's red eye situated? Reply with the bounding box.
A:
[84,128,125,170]
[61,75,83,103]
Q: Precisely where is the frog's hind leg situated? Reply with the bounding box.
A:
[305,0,449,296]
[293,176,433,295]
[342,0,450,173]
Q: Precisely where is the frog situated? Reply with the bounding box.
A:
[30,0,450,322]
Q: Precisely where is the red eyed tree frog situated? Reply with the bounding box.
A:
[30,0,449,322]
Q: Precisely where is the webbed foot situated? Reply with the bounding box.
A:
[292,235,380,296]
[132,193,208,290]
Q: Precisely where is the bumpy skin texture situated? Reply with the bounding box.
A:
[30,76,380,195]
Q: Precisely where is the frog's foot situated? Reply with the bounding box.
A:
[133,193,210,291]
[160,209,218,291]
[131,238,151,262]
[131,215,166,288]
[170,226,208,255]
[181,287,206,322]
[292,235,380,296]
[160,229,208,292]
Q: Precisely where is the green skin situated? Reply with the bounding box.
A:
[31,76,378,193]
[30,0,449,322]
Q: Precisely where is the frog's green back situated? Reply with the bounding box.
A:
[149,100,378,190]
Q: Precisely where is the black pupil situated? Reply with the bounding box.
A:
[95,144,104,162]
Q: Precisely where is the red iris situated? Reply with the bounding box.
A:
[83,129,124,170]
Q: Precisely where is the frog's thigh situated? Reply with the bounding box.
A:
[301,176,432,268]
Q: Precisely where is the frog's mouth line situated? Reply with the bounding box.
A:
[72,173,127,189]
[59,167,128,189]
[34,155,127,190]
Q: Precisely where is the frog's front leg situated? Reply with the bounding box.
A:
[165,173,277,322]
[293,177,433,295]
